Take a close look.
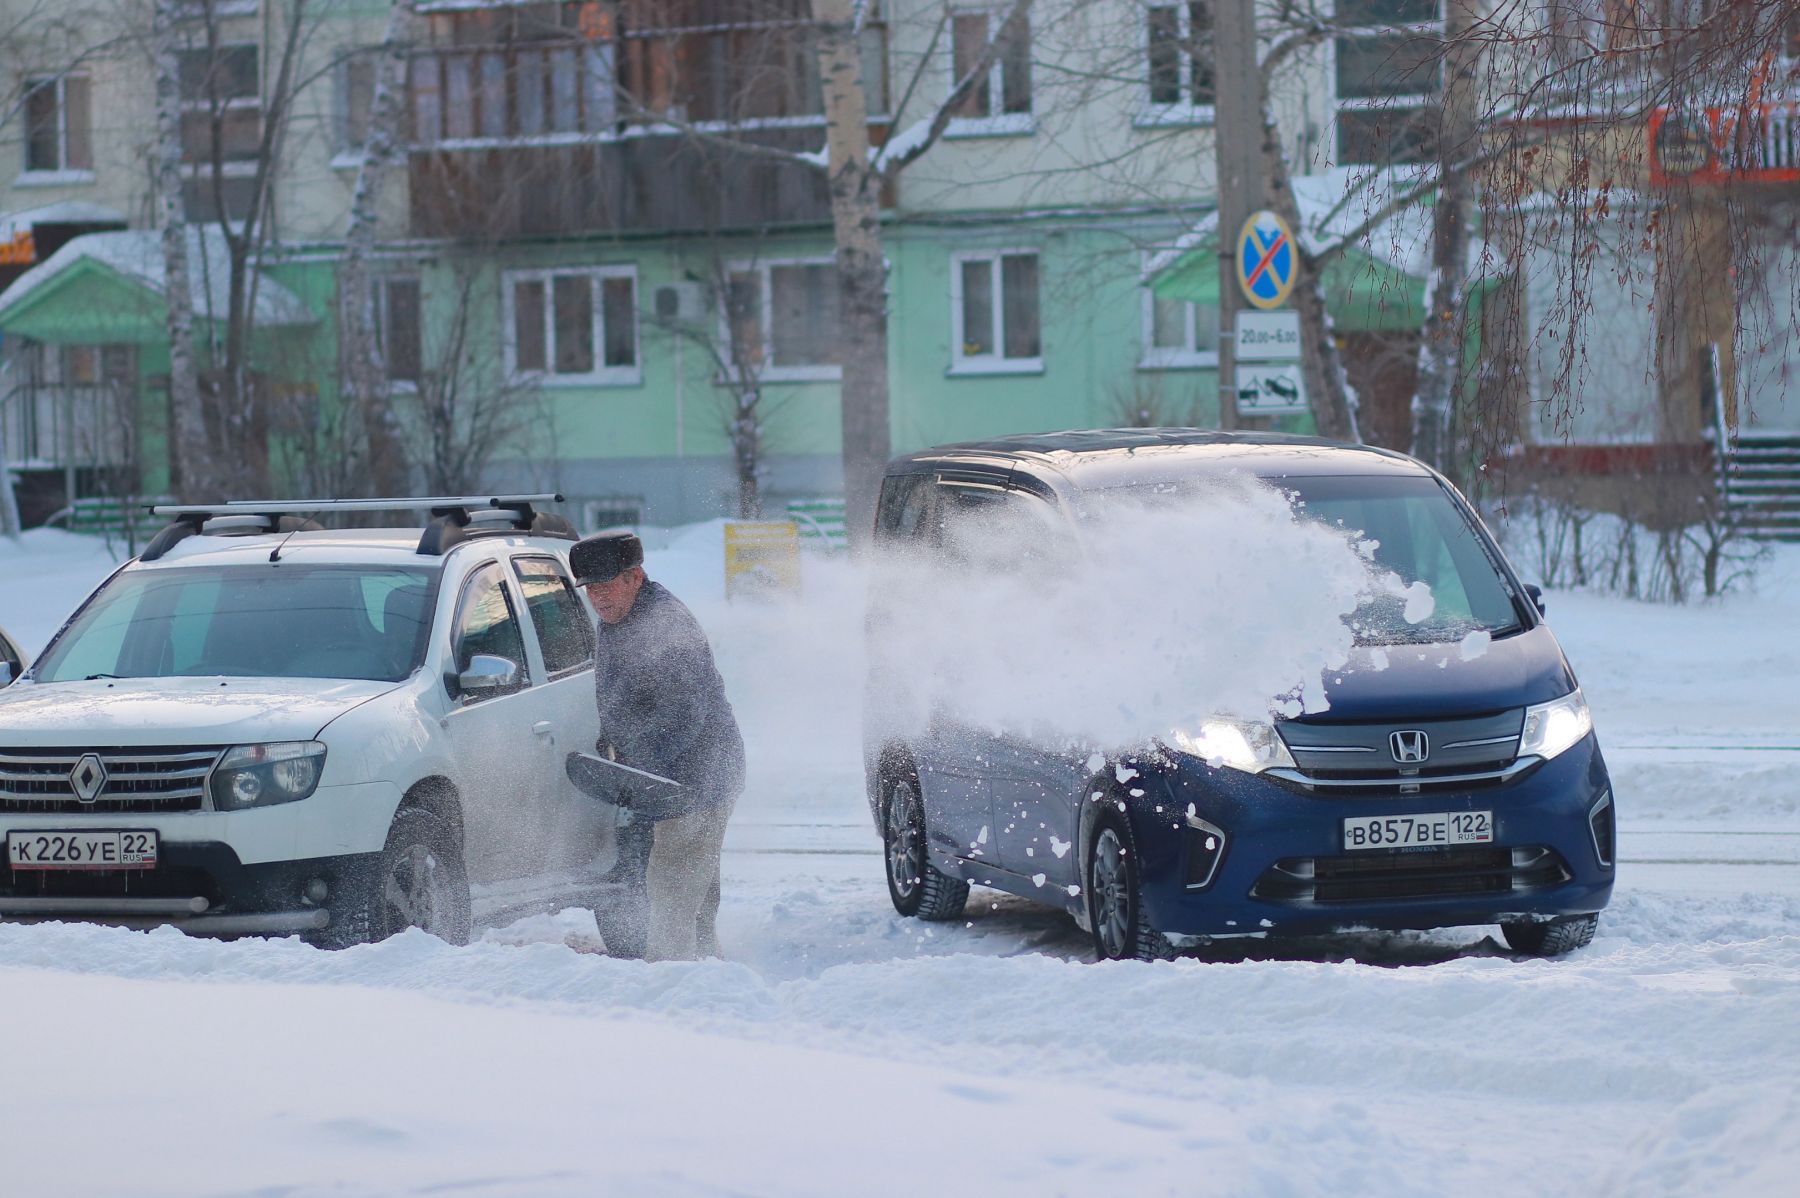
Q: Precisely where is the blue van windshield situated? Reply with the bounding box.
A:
[1280,475,1523,644]
[33,564,440,683]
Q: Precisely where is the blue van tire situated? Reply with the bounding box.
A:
[883,775,969,921]
[1501,913,1597,956]
[1087,814,1178,963]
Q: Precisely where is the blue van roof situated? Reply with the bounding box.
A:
[889,429,1431,493]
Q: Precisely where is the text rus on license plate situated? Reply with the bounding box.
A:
[7,830,159,870]
[1343,811,1491,851]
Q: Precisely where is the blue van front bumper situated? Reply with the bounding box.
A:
[1128,736,1615,939]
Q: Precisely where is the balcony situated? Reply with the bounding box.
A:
[405,8,889,239]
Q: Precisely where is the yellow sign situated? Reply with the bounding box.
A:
[724,521,800,601]
[0,229,36,266]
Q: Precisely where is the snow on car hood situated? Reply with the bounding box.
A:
[1307,623,1577,722]
[0,677,399,747]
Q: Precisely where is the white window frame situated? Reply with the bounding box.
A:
[502,264,642,387]
[719,257,844,383]
[1331,0,1444,165]
[1136,4,1214,128]
[949,248,1043,376]
[944,7,1034,139]
[17,73,95,184]
[375,274,423,393]
[1138,259,1220,370]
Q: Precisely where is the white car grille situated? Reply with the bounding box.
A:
[0,747,222,813]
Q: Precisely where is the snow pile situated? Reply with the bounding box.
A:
[866,477,1400,747]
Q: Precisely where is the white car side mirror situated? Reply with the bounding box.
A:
[454,654,520,698]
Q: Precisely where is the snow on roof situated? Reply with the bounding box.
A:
[0,201,126,240]
[0,226,314,328]
[1148,166,1488,282]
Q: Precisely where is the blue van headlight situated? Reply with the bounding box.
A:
[1518,689,1593,761]
[1170,719,1297,775]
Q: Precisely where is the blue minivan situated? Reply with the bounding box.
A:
[864,431,1614,960]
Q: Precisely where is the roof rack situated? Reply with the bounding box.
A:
[140,494,574,562]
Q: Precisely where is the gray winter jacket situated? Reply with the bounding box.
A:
[593,580,745,818]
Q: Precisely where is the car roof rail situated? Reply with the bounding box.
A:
[139,495,571,561]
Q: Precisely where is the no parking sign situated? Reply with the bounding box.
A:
[1236,210,1296,311]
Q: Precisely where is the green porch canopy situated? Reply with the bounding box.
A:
[1148,240,1428,334]
[1148,169,1504,335]
[0,228,313,346]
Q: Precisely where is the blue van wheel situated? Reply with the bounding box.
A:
[1502,913,1598,956]
[1087,815,1177,963]
[883,776,969,921]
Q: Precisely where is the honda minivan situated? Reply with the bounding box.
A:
[864,431,1614,960]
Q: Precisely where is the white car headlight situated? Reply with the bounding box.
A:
[1170,719,1297,775]
[211,741,327,810]
[1518,689,1593,761]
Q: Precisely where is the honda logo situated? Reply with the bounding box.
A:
[69,753,108,803]
[1389,731,1430,764]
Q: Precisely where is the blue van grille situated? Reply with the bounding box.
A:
[1253,845,1570,904]
[1273,711,1526,796]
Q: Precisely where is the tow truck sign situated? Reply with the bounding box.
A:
[1234,363,1307,416]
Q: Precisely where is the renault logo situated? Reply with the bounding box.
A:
[1389,731,1429,764]
[69,754,108,803]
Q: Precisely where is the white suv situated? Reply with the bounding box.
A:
[0,496,616,944]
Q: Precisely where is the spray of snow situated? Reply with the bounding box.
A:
[865,476,1410,749]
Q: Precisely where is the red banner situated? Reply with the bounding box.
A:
[1649,102,1800,186]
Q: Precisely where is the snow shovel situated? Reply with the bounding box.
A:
[565,751,685,819]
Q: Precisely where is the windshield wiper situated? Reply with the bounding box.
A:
[84,673,122,681]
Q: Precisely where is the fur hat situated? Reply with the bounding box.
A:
[569,531,644,585]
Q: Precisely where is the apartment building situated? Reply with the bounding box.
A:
[0,0,1529,527]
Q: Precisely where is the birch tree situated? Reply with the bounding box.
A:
[151,0,209,497]
[619,0,1031,540]
[338,0,418,498]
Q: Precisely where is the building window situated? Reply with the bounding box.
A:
[374,276,423,385]
[947,8,1032,135]
[722,259,842,382]
[504,266,639,385]
[1333,0,1442,165]
[21,74,93,176]
[178,44,263,219]
[335,48,386,156]
[1141,3,1214,124]
[1140,264,1220,369]
[951,249,1041,373]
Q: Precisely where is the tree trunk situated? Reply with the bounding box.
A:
[340,1,417,498]
[152,0,213,499]
[0,410,21,539]
[1258,97,1359,442]
[813,0,888,547]
[1411,0,1478,473]
[733,389,763,520]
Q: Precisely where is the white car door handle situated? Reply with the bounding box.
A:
[533,721,555,737]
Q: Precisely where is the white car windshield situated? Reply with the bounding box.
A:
[32,564,440,684]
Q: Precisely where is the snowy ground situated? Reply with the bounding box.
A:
[1,525,1797,1196]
